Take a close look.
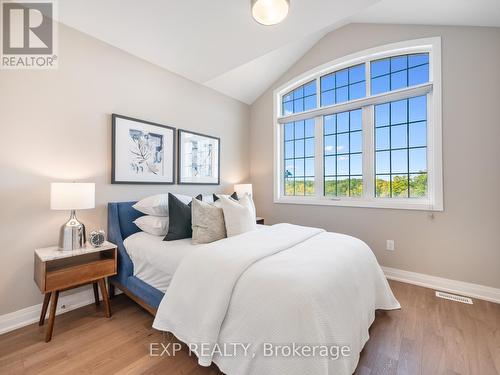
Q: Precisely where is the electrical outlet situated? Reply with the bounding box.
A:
[386,240,395,251]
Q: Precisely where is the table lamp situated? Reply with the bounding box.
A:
[50,182,95,251]
[234,184,253,198]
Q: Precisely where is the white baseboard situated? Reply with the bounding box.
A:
[382,266,500,304]
[0,287,122,335]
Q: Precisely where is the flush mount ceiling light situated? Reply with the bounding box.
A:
[251,0,290,26]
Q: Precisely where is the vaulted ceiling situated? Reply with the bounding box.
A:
[57,0,500,104]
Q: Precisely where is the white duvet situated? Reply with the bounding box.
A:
[153,224,400,375]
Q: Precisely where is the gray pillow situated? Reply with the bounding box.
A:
[191,198,227,244]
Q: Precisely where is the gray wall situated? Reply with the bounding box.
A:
[0,25,250,315]
[250,24,500,289]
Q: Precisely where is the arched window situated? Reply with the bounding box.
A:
[274,38,443,210]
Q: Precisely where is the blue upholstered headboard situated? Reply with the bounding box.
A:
[108,201,144,239]
[108,202,144,285]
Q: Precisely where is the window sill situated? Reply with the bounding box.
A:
[274,196,443,211]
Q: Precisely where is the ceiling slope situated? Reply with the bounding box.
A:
[57,0,500,104]
[352,0,500,27]
[57,0,379,104]
[204,27,336,104]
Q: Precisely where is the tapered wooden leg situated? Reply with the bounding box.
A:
[93,282,100,306]
[98,278,111,318]
[39,292,52,326]
[45,290,59,342]
[108,282,115,299]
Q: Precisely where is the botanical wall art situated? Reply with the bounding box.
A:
[112,114,175,184]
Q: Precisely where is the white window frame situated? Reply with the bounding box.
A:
[273,37,443,211]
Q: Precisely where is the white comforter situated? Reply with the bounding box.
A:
[153,224,400,375]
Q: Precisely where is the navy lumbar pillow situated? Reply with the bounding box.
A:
[213,192,238,201]
[164,193,202,241]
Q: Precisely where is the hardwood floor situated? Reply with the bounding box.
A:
[0,281,498,375]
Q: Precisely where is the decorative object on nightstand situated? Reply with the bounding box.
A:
[89,230,106,248]
[50,182,95,251]
[34,241,117,342]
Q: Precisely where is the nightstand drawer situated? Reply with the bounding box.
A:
[45,258,116,291]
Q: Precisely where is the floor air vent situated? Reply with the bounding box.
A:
[435,291,473,304]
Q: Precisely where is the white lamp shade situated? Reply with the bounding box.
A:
[234,184,253,198]
[50,183,95,210]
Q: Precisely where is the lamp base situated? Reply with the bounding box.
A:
[58,210,86,251]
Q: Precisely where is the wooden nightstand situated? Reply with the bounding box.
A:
[256,217,265,225]
[34,241,117,342]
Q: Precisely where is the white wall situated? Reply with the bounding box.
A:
[250,24,500,289]
[0,24,250,315]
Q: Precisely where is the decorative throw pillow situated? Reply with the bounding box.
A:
[134,215,169,236]
[219,194,257,237]
[164,193,202,241]
[133,193,192,216]
[191,198,226,244]
[213,192,238,202]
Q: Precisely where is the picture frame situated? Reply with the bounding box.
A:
[177,129,220,185]
[112,114,175,184]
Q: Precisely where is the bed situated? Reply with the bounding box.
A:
[108,201,400,375]
[107,201,166,314]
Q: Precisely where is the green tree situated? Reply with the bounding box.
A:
[350,178,363,197]
[376,178,390,197]
[392,175,409,197]
[325,179,336,196]
[410,174,427,197]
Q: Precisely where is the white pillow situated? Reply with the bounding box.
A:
[219,194,257,237]
[133,194,192,216]
[214,193,256,216]
[133,215,169,236]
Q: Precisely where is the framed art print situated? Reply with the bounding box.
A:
[178,129,220,185]
[112,114,175,184]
